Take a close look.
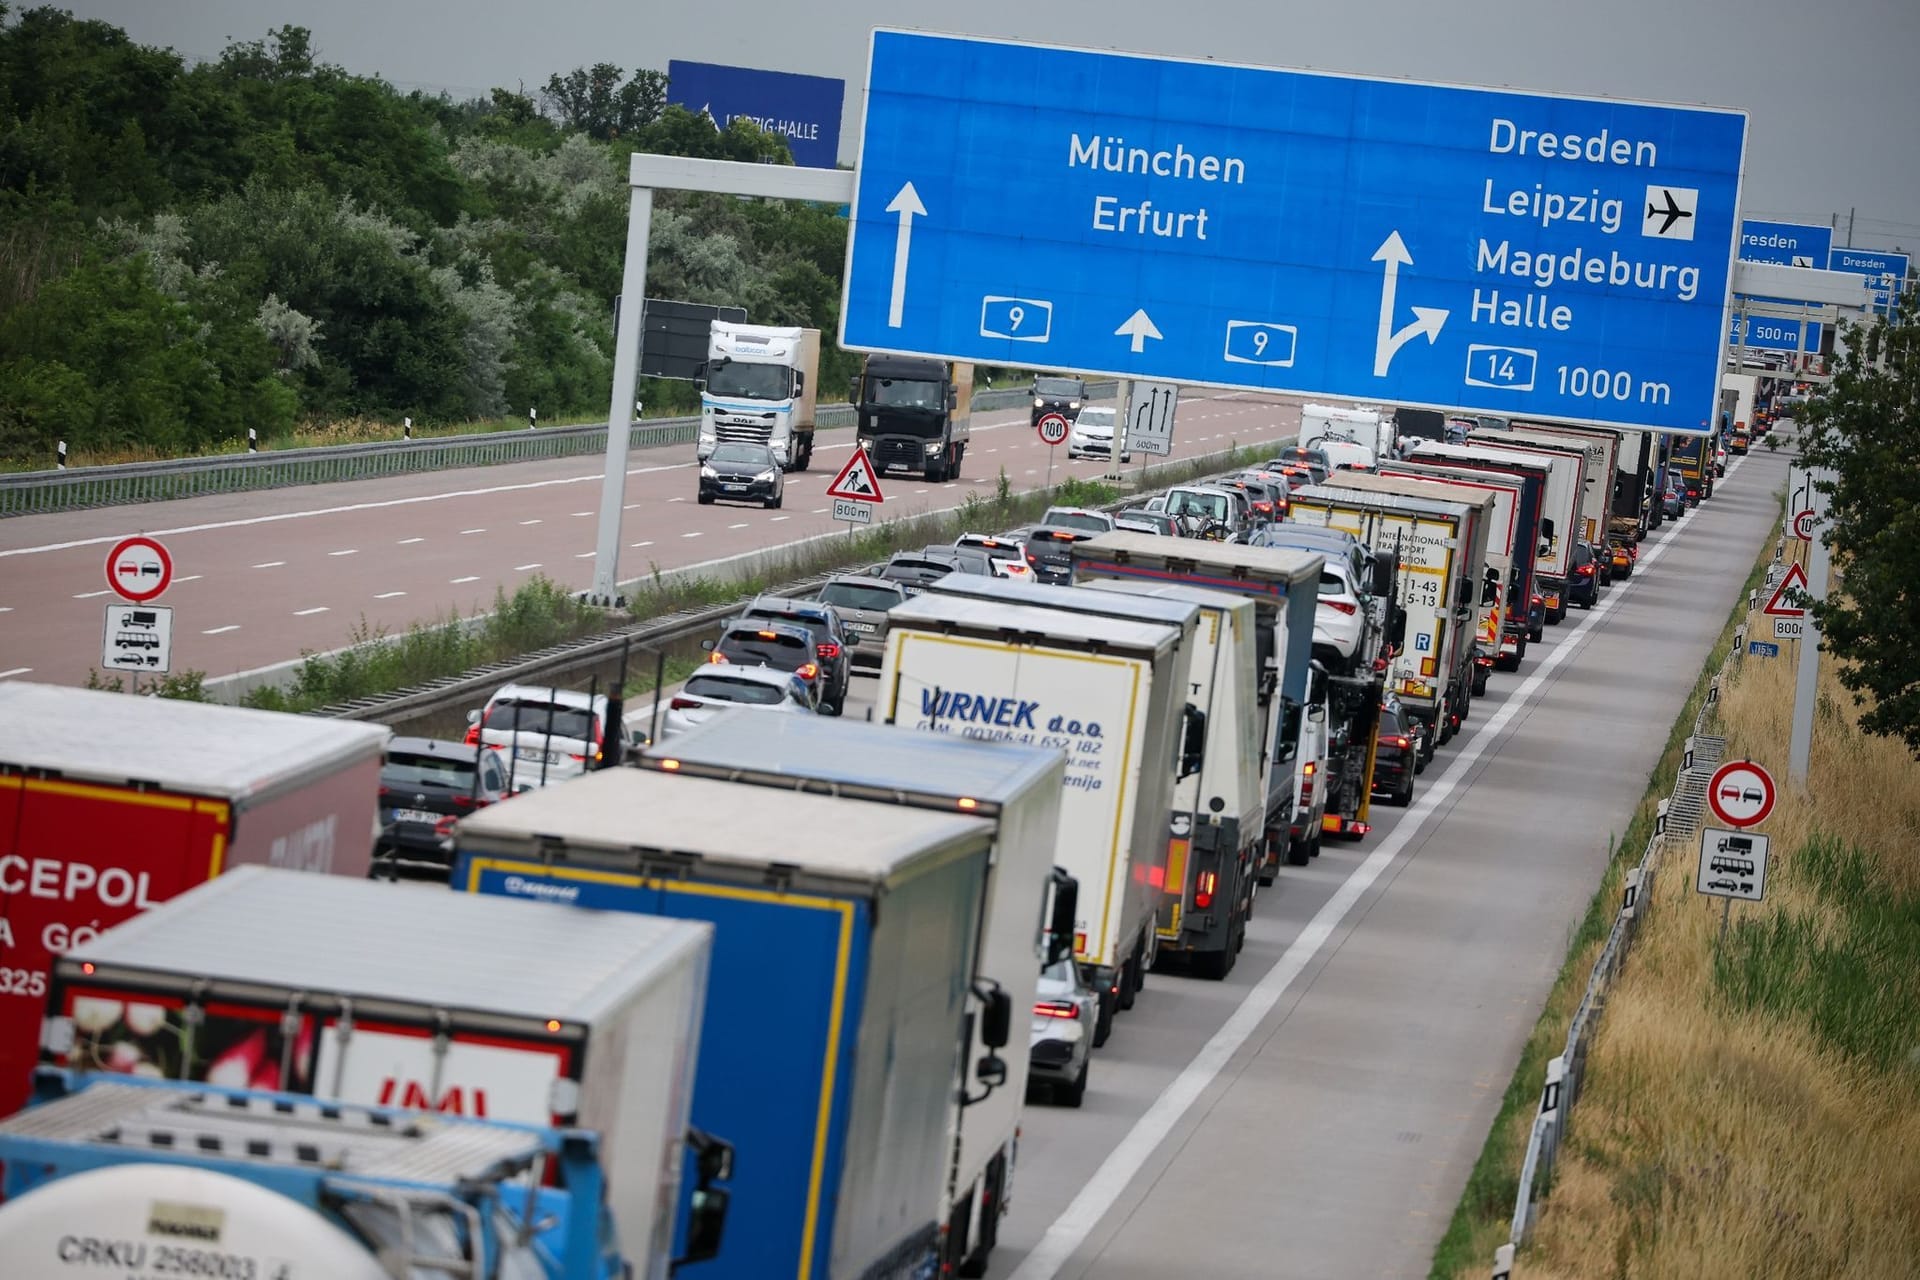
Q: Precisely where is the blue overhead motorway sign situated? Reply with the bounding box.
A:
[842,31,1747,434]
[667,60,846,169]
[1826,246,1909,317]
[1738,220,1831,268]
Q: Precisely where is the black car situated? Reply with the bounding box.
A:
[704,620,823,705]
[1030,375,1088,426]
[1370,704,1418,806]
[1567,542,1601,609]
[698,442,785,508]
[738,595,856,714]
[376,737,511,878]
[1023,526,1094,584]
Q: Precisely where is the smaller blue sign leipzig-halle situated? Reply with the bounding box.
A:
[842,31,1747,434]
[667,59,845,169]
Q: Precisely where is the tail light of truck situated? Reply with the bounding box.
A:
[1194,871,1218,911]
[816,642,841,660]
[1325,600,1358,615]
[1033,1001,1080,1020]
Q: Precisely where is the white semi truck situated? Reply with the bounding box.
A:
[696,321,819,471]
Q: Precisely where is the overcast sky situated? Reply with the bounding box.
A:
[66,0,1920,249]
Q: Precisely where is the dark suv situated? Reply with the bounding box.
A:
[1030,375,1088,426]
[738,595,856,714]
[376,737,510,879]
[1023,526,1094,584]
[705,620,824,708]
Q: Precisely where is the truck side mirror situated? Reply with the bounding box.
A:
[1540,517,1556,542]
[848,377,861,402]
[1388,605,1407,646]
[1456,577,1475,609]
[793,371,805,394]
[975,981,1012,1050]
[1308,701,1328,722]
[677,1188,730,1269]
[947,387,958,411]
[1481,569,1501,607]
[1046,868,1079,967]
[1178,704,1207,779]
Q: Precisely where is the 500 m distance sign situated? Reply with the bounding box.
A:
[843,30,1747,434]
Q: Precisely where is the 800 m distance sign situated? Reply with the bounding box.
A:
[843,31,1747,434]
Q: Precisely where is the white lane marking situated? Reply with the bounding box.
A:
[1007,488,1703,1280]
[624,503,641,510]
[630,541,653,548]
[202,625,240,635]
[574,551,596,558]
[328,549,358,557]
[771,516,790,523]
[915,488,929,494]
[293,606,329,616]
[375,591,407,599]
[252,561,285,568]
[73,589,114,599]
[572,510,592,517]
[728,522,749,530]
[174,574,203,583]
[460,528,486,535]
[668,497,687,503]
[520,519,543,526]
[449,576,480,584]
[0,606,11,613]
[681,531,703,539]
[812,508,829,514]
[514,563,542,571]
[0,461,697,559]
[0,667,32,679]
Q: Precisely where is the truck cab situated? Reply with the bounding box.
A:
[852,355,972,482]
[696,322,819,472]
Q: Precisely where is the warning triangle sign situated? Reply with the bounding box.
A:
[1762,562,1809,617]
[825,450,885,504]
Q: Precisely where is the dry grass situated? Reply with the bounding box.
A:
[1509,561,1920,1278]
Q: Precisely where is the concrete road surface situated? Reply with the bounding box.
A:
[824,442,1791,1279]
[0,394,1298,687]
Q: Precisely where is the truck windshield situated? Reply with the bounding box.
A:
[706,360,790,400]
[866,377,943,409]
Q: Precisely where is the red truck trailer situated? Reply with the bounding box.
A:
[0,682,388,1115]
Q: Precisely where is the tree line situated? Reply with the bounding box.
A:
[0,6,857,465]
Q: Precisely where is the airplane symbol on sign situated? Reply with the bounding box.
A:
[1643,187,1697,239]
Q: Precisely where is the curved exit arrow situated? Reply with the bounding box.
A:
[1372,231,1448,377]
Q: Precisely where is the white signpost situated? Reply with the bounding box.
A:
[101,604,173,674]
[1124,381,1179,458]
[1696,827,1770,904]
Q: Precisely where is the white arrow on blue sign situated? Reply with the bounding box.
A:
[842,31,1748,435]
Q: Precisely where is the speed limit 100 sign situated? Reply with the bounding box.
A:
[1036,413,1071,446]
[1707,759,1776,829]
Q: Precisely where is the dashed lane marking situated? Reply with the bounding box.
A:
[293,606,329,616]
[514,563,542,571]
[328,549,358,556]
[398,537,425,545]
[0,667,33,679]
[449,576,480,584]
[374,591,407,599]
[202,625,240,635]
[252,561,285,568]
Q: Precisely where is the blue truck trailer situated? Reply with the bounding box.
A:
[452,769,1003,1280]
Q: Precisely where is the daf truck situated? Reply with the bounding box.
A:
[696,322,820,471]
[0,1071,648,1280]
[852,354,973,482]
[1293,474,1493,756]
[38,866,721,1275]
[0,682,388,1117]
[638,711,1071,1279]
[453,770,1006,1280]
[876,592,1189,1046]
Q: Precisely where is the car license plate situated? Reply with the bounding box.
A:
[389,808,439,824]
[515,746,554,763]
[846,621,875,633]
[723,483,746,491]
[1546,594,1561,608]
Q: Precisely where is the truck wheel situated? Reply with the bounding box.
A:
[1092,989,1115,1047]
[1472,668,1490,696]
[1057,1059,1089,1108]
[951,444,964,478]
[1193,947,1231,981]
[1309,829,1323,857]
[1286,832,1311,866]
[927,458,947,484]
[1131,937,1148,993]
[795,442,812,472]
[1116,956,1137,1011]
[1528,624,1543,643]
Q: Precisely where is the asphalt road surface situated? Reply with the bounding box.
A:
[0,393,1299,687]
[823,441,1790,1279]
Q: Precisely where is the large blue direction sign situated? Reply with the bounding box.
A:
[1738,220,1831,268]
[842,31,1747,434]
[1827,246,1909,318]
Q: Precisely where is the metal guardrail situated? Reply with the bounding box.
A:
[1495,537,1779,1278]
[0,383,1114,518]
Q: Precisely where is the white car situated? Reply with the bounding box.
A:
[1067,406,1130,462]
[652,666,815,742]
[1026,956,1095,1107]
[954,533,1033,580]
[467,684,611,790]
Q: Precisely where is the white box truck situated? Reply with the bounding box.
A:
[1454,436,1583,627]
[696,321,819,471]
[877,592,1190,1049]
[1084,582,1266,977]
[1379,459,1534,675]
[637,710,1070,1278]
[1503,425,1619,547]
[40,865,718,1278]
[1301,402,1390,467]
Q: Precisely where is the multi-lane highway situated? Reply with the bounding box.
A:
[816,442,1785,1278]
[0,394,1301,687]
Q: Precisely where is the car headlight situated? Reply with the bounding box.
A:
[757,469,777,482]
[700,466,717,478]
[925,441,941,454]
[1069,401,1081,410]
[1034,397,1045,408]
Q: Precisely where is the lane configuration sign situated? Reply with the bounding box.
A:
[842,31,1748,434]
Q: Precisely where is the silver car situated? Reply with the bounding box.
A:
[656,666,815,741]
[816,575,909,671]
[1027,956,1096,1107]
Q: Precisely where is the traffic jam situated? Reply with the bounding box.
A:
[0,376,1780,1280]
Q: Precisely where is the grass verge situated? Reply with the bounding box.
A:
[1427,513,1777,1278]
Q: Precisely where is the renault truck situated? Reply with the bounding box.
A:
[877,592,1189,1048]
[638,711,1071,1280]
[453,771,1005,1280]
[852,354,973,482]
[696,321,819,471]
